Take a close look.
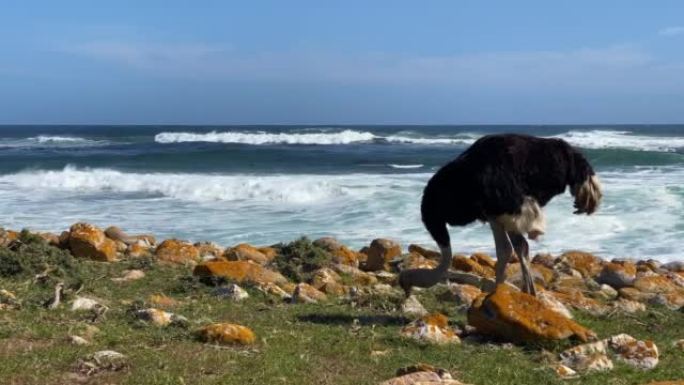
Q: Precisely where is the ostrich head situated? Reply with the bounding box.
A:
[571,174,602,215]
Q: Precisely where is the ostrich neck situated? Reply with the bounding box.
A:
[421,245,452,286]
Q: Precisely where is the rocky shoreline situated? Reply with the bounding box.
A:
[1,223,684,384]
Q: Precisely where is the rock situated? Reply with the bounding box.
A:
[198,323,256,345]
[314,237,362,267]
[68,335,90,346]
[470,253,496,269]
[559,340,614,373]
[193,260,288,285]
[155,239,200,264]
[399,252,438,270]
[674,339,684,350]
[111,269,145,283]
[611,298,646,313]
[105,226,155,245]
[0,289,19,310]
[597,261,637,289]
[214,284,249,301]
[594,283,619,300]
[506,263,554,288]
[148,294,178,307]
[452,255,494,278]
[400,313,461,345]
[333,263,379,286]
[532,253,556,269]
[634,275,680,294]
[550,288,608,316]
[39,232,63,248]
[373,271,397,285]
[292,283,327,303]
[467,284,595,342]
[619,287,656,302]
[68,223,118,261]
[537,290,574,319]
[71,297,104,312]
[310,267,347,296]
[608,334,659,370]
[447,271,495,291]
[194,242,224,259]
[0,228,19,247]
[361,238,402,271]
[135,308,187,327]
[126,241,152,258]
[223,243,272,265]
[556,251,604,278]
[256,282,292,300]
[381,364,466,385]
[438,283,482,307]
[401,295,428,317]
[637,259,662,273]
[407,244,441,260]
[553,364,579,379]
[77,350,128,375]
[650,292,684,310]
[661,261,684,272]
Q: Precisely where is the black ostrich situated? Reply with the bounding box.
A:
[398,133,602,297]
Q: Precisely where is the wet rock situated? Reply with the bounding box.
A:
[198,323,256,345]
[401,295,427,317]
[314,237,363,267]
[468,284,595,342]
[214,284,249,301]
[597,261,637,289]
[193,260,288,285]
[223,243,272,265]
[135,308,188,327]
[292,283,327,303]
[111,269,145,283]
[68,223,118,262]
[361,238,402,271]
[438,283,482,307]
[556,251,604,278]
[155,239,200,264]
[400,313,461,345]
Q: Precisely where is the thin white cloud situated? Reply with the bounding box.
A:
[658,26,684,36]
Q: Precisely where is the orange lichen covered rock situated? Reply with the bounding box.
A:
[400,252,438,270]
[470,253,496,269]
[223,243,272,265]
[310,268,347,296]
[155,239,200,264]
[0,229,19,247]
[439,283,482,307]
[194,242,224,259]
[193,260,287,285]
[361,238,401,271]
[633,275,679,294]
[452,255,493,278]
[556,251,604,278]
[314,237,363,267]
[292,283,328,303]
[68,223,118,262]
[408,244,441,260]
[467,284,595,343]
[148,294,178,308]
[126,241,152,258]
[551,288,607,316]
[198,323,256,345]
[597,261,637,289]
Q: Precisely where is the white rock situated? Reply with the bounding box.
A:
[219,284,249,301]
[553,364,578,379]
[538,291,573,319]
[71,297,102,311]
[111,269,145,282]
[401,295,427,317]
[69,335,90,345]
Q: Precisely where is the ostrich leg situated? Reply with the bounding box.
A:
[509,232,537,296]
[489,220,515,287]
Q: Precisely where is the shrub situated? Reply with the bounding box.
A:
[272,237,332,283]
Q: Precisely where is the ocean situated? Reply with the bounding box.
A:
[0,125,682,261]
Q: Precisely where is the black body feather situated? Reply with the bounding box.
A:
[421,133,596,247]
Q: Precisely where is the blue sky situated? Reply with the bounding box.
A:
[2,1,684,124]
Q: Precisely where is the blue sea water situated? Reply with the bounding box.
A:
[0,125,682,261]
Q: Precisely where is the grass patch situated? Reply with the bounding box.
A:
[272,237,333,283]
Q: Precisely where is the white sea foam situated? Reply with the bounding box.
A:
[552,130,684,152]
[389,164,424,169]
[154,128,684,152]
[0,136,105,148]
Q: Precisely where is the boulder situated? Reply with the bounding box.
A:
[194,242,224,259]
[452,255,494,278]
[438,283,482,307]
[556,251,604,278]
[399,252,438,270]
[559,340,614,373]
[292,283,328,303]
[401,295,428,317]
[661,261,684,272]
[193,260,288,286]
[126,241,152,258]
[155,239,200,264]
[104,226,156,246]
[310,268,347,296]
[361,238,402,271]
[400,313,461,345]
[223,243,272,265]
[198,323,256,345]
[135,308,187,327]
[111,269,145,283]
[532,253,556,269]
[597,261,637,289]
[467,284,595,342]
[611,298,646,313]
[68,223,118,261]
[537,290,574,319]
[550,288,608,316]
[619,287,656,303]
[407,244,441,260]
[314,237,363,267]
[214,284,249,301]
[608,333,659,370]
[633,275,680,294]
[333,263,378,286]
[71,297,104,312]
[0,228,19,247]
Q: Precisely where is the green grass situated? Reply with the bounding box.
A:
[1,242,683,385]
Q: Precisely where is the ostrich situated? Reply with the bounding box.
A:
[398,133,602,297]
